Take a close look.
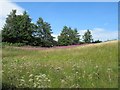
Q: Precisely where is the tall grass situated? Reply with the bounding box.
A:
[2,41,118,88]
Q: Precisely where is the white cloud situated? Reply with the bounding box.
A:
[52,34,58,41]
[52,28,118,42]
[118,31,120,40]
[0,0,24,30]
[79,28,118,41]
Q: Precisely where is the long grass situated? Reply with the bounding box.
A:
[2,41,118,88]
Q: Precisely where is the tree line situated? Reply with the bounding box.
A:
[2,10,101,47]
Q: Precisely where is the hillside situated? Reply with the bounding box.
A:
[2,41,118,88]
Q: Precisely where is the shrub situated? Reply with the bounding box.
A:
[2,42,25,47]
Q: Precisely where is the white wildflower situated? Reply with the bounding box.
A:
[29,74,33,77]
[29,78,33,82]
[76,72,78,74]
[48,79,51,82]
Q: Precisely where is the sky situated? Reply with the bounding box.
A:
[0,0,118,41]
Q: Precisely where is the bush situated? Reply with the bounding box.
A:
[79,41,86,44]
[2,42,25,47]
[92,40,102,43]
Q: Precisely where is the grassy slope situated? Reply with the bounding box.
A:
[2,41,118,88]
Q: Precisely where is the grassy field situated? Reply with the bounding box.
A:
[2,41,118,88]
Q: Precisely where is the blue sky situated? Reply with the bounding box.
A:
[0,1,118,41]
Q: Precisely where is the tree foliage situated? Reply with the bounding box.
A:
[2,9,97,47]
[2,10,55,47]
[2,10,33,45]
[92,40,102,43]
[2,10,17,43]
[34,17,54,47]
[83,29,93,43]
[58,26,80,46]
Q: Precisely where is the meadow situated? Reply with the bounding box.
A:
[2,41,118,88]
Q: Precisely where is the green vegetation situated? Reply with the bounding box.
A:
[2,10,55,47]
[2,10,101,47]
[2,41,118,88]
[2,10,33,45]
[2,42,26,47]
[83,29,93,43]
[58,26,80,46]
[34,17,54,47]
